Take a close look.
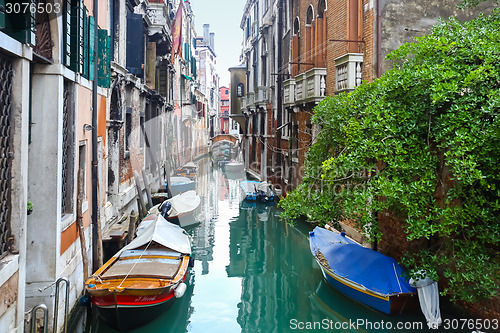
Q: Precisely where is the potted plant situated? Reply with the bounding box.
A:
[27,201,33,215]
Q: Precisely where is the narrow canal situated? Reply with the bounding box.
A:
[71,158,456,333]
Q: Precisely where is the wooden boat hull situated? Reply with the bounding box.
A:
[316,259,417,314]
[170,182,196,195]
[224,162,244,173]
[86,215,192,330]
[93,285,178,330]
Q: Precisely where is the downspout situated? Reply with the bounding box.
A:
[374,0,381,252]
[91,0,101,272]
[376,0,382,77]
[276,0,283,178]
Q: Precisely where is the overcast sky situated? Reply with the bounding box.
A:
[190,0,247,87]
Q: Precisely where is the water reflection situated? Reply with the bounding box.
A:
[79,160,452,333]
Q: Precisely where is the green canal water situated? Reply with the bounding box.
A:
[71,161,462,333]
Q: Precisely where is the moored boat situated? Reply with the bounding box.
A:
[163,176,196,196]
[150,190,201,221]
[309,227,418,315]
[240,180,275,202]
[85,214,192,330]
[174,162,198,180]
[224,160,244,173]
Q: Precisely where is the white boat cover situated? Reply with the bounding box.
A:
[167,190,200,217]
[410,273,442,328]
[182,161,198,169]
[149,190,201,218]
[170,176,193,184]
[116,214,191,256]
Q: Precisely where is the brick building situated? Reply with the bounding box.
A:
[0,0,209,331]
[219,86,230,134]
[237,0,494,195]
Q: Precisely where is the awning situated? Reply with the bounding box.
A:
[182,74,193,81]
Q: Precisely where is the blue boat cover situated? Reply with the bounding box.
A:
[310,227,416,296]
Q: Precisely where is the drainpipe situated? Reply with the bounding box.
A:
[91,0,101,272]
[276,0,283,178]
[376,0,382,77]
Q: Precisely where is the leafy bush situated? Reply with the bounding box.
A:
[280,10,500,302]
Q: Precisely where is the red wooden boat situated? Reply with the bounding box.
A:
[85,214,192,330]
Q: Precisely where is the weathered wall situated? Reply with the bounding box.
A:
[380,0,496,74]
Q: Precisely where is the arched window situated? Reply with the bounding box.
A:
[293,17,300,36]
[318,0,326,18]
[237,83,244,97]
[316,0,327,67]
[292,17,301,76]
[306,5,314,25]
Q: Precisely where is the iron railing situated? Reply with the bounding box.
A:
[61,81,73,215]
[0,52,13,259]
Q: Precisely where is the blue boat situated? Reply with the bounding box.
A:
[309,227,418,314]
[240,180,275,202]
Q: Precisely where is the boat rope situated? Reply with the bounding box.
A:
[393,263,403,293]
[117,239,154,288]
[94,275,110,285]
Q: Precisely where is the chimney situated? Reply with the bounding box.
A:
[209,32,215,51]
[203,24,210,43]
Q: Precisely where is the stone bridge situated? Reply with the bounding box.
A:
[211,134,238,145]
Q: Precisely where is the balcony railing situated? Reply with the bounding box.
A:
[255,86,268,106]
[335,53,363,92]
[142,1,171,37]
[283,79,296,107]
[294,68,327,104]
[247,92,255,108]
[240,97,248,112]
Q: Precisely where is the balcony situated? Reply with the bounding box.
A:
[246,92,255,108]
[335,53,363,92]
[283,79,296,107]
[240,97,248,113]
[255,86,268,106]
[294,68,327,104]
[141,1,171,37]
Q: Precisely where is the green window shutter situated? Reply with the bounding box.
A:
[82,8,89,78]
[89,15,95,81]
[98,29,111,88]
[0,0,5,29]
[69,0,82,71]
[2,0,35,43]
[63,0,71,66]
[78,2,84,72]
[191,56,197,79]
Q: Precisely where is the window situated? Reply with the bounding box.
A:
[237,83,244,97]
[1,0,36,44]
[126,9,144,77]
[246,17,251,40]
[0,52,13,259]
[140,113,145,149]
[78,142,87,204]
[61,80,75,216]
[318,0,326,17]
[225,90,229,95]
[63,0,84,70]
[306,5,314,25]
[61,0,109,84]
[260,111,265,136]
[294,17,300,36]
[125,107,132,157]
